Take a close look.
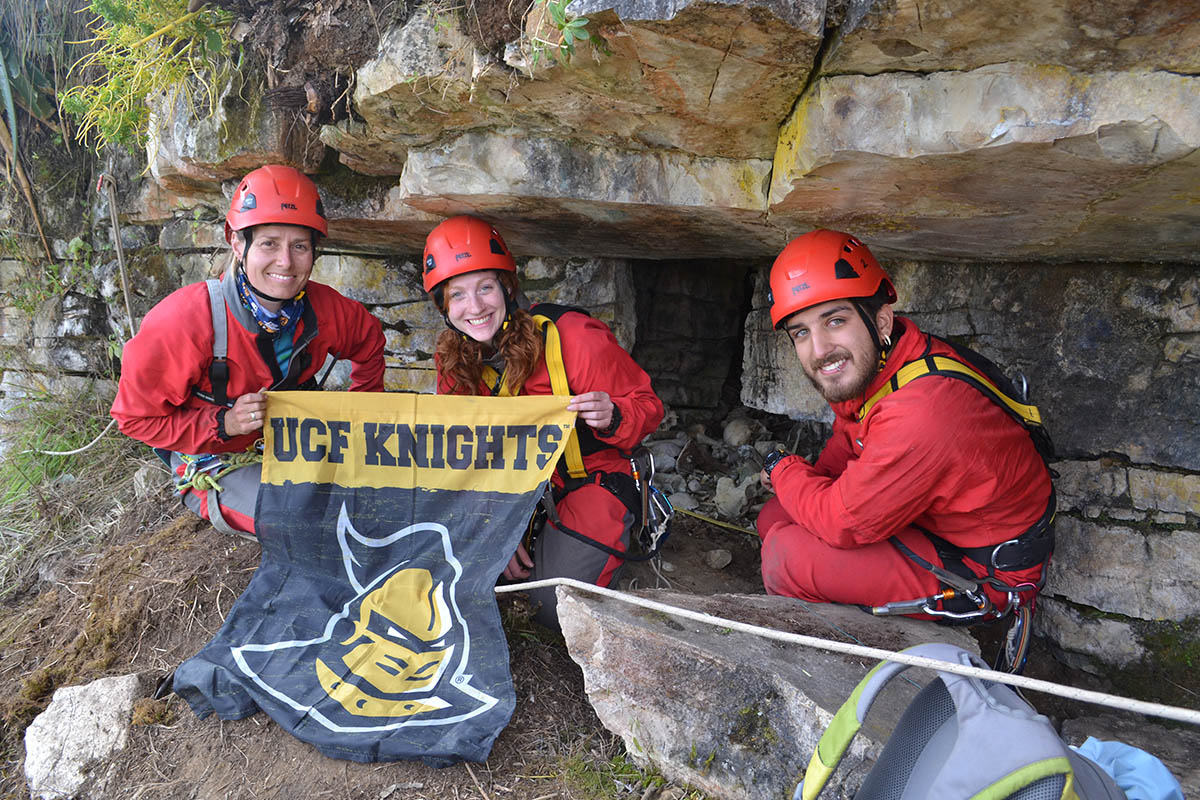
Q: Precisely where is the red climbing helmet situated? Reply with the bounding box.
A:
[422,215,517,294]
[224,165,328,244]
[767,229,897,327]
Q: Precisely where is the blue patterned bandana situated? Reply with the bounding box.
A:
[235,268,305,335]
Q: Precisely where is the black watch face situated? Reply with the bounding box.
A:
[765,450,787,473]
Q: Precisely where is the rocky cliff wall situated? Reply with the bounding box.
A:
[1,0,1197,680]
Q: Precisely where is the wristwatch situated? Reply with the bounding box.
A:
[762,447,791,478]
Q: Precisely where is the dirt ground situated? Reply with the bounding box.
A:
[0,492,765,800]
[0,483,1167,799]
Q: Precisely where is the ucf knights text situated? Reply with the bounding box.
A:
[270,417,565,470]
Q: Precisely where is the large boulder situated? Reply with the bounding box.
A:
[557,588,979,800]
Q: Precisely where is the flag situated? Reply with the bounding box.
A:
[173,391,575,765]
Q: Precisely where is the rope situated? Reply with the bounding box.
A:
[495,577,1200,727]
[675,506,757,537]
[19,417,118,456]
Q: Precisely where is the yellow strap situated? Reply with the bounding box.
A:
[537,315,588,479]
[481,315,587,479]
[858,355,1043,427]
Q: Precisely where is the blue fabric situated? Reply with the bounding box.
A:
[1075,737,1184,800]
[235,269,304,333]
[234,268,302,375]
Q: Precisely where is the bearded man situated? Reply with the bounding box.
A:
[755,230,1055,669]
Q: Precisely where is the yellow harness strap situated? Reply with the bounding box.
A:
[858,355,1043,427]
[481,314,588,478]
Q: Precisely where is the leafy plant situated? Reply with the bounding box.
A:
[526,0,605,70]
[59,0,237,150]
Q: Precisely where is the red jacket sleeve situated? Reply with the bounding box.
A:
[811,420,853,478]
[110,288,230,454]
[557,313,664,450]
[769,387,960,549]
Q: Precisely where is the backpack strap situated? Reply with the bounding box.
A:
[859,334,1042,425]
[799,643,1085,800]
[480,313,588,479]
[191,279,231,408]
[800,643,971,800]
[859,354,1043,428]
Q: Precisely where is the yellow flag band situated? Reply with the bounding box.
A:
[262,392,577,493]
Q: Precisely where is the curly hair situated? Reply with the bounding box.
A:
[434,272,544,396]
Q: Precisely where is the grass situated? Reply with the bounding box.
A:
[0,381,159,602]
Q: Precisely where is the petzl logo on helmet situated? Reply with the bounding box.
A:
[228,503,498,731]
[454,251,472,261]
[791,282,810,294]
[281,202,298,210]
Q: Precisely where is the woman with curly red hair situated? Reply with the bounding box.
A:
[423,215,664,627]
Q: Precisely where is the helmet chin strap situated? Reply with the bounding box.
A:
[852,300,893,371]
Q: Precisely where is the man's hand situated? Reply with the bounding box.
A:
[225,387,270,437]
[502,542,534,581]
[567,391,614,431]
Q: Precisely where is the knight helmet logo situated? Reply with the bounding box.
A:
[229,503,498,732]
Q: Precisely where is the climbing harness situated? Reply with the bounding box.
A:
[862,335,1057,672]
[485,304,675,562]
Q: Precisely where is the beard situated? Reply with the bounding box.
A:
[804,347,881,404]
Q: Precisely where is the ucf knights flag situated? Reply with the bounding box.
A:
[173,391,575,765]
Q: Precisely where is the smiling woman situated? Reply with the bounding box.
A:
[109,165,386,537]
[419,215,665,629]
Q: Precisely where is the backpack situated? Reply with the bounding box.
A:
[797,643,1126,800]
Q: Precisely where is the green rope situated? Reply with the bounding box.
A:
[176,450,262,493]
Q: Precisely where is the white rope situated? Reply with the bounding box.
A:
[19,417,118,456]
[496,577,1200,727]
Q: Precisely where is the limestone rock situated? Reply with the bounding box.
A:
[396,130,774,260]
[1033,597,1146,672]
[148,77,324,194]
[826,0,1200,75]
[24,674,146,800]
[769,65,1200,264]
[1045,518,1200,622]
[703,548,733,570]
[338,0,823,170]
[1127,468,1200,516]
[557,589,979,800]
[714,474,755,519]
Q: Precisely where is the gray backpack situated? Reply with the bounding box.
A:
[797,643,1126,800]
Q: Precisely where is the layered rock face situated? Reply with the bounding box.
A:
[2,0,1197,708]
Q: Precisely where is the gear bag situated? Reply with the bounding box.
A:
[797,643,1126,800]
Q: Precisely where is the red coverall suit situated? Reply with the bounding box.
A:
[757,317,1052,612]
[438,308,664,625]
[111,269,386,534]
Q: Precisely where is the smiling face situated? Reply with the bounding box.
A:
[782,299,893,404]
[443,270,508,345]
[232,224,315,310]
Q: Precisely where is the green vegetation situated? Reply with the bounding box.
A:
[0,383,149,601]
[559,751,709,799]
[59,0,237,150]
[527,0,606,69]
